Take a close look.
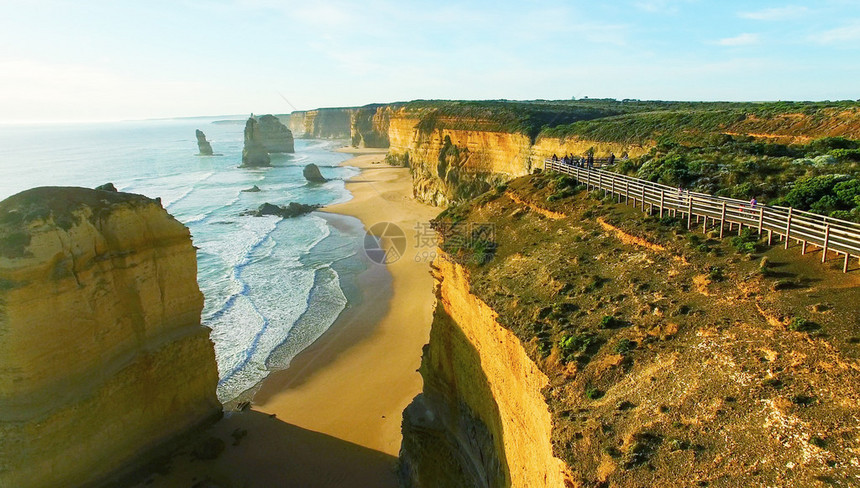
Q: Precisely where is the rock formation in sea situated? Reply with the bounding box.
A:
[196,129,214,156]
[303,163,328,183]
[0,187,221,488]
[256,114,295,153]
[242,201,319,218]
[241,185,262,192]
[241,116,272,167]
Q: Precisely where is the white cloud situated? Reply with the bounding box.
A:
[813,19,860,44]
[715,33,760,46]
[739,6,809,21]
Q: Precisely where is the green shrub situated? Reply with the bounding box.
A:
[585,386,604,400]
[708,266,725,281]
[731,228,759,254]
[598,315,623,329]
[614,338,635,355]
[559,333,598,362]
[788,317,818,332]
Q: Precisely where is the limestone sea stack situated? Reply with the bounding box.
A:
[0,187,221,488]
[196,129,214,155]
[241,116,271,167]
[303,163,328,183]
[256,114,295,153]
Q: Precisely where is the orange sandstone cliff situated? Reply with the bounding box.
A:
[0,187,220,488]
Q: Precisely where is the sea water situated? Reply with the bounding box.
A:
[0,117,365,401]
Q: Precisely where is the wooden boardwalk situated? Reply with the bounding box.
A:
[545,160,860,273]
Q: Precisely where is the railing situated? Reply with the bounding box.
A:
[545,160,860,273]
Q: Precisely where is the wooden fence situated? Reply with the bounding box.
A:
[545,160,860,273]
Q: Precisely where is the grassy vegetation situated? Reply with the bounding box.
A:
[431,171,860,485]
[540,101,860,144]
[612,136,860,221]
[406,99,631,141]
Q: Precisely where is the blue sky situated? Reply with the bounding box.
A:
[1,0,859,122]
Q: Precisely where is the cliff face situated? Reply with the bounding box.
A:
[289,108,353,139]
[381,108,638,206]
[256,114,295,153]
[531,135,650,161]
[400,253,573,488]
[351,104,393,148]
[0,187,221,488]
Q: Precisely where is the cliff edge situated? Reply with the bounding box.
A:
[0,186,221,488]
[401,174,860,486]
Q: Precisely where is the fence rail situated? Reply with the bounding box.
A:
[544,160,860,273]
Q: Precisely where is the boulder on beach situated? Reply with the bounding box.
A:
[303,163,327,183]
[242,202,319,219]
[196,129,214,156]
[241,185,261,193]
[240,117,271,168]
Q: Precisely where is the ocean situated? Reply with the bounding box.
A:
[0,117,366,402]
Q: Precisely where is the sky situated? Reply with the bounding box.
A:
[1,0,859,122]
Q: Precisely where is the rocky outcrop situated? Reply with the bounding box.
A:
[241,185,261,192]
[303,163,327,183]
[95,182,118,192]
[256,114,295,153]
[196,129,214,156]
[242,202,319,218]
[401,253,573,487]
[241,117,272,167]
[0,187,220,488]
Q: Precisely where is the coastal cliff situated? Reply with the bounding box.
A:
[400,174,860,486]
[401,253,573,487]
[292,99,860,206]
[289,108,353,139]
[0,187,221,488]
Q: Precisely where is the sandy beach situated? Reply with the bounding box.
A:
[131,148,439,487]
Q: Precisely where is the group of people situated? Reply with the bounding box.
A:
[551,152,617,169]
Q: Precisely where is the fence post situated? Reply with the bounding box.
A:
[625,182,630,205]
[611,179,616,202]
[641,186,646,211]
[757,206,764,235]
[845,253,851,273]
[822,224,831,263]
[659,190,665,218]
[719,202,726,239]
[599,173,603,196]
[784,207,793,250]
[687,196,693,230]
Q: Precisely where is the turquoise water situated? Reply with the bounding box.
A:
[0,117,365,401]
